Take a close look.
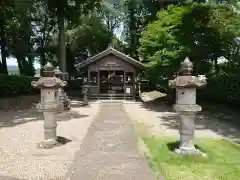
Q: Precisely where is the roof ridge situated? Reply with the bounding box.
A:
[75,48,144,69]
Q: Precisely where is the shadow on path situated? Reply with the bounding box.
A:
[140,93,240,143]
[0,97,92,128]
[0,176,25,180]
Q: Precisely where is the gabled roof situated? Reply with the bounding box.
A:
[74,47,145,70]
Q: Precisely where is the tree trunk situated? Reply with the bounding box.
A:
[214,59,219,75]
[57,8,66,73]
[0,17,8,75]
[40,33,46,68]
[16,56,24,75]
[40,9,48,69]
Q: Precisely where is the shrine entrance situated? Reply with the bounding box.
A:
[99,70,124,94]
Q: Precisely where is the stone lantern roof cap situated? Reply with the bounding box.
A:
[180,57,193,75]
[42,62,55,77]
[54,66,62,75]
[43,62,54,71]
[168,57,207,89]
[32,63,67,89]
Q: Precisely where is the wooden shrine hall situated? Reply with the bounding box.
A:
[75,47,145,99]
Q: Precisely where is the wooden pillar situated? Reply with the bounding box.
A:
[88,69,90,83]
[133,71,136,98]
[97,70,100,95]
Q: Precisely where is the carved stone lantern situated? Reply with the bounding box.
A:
[169,57,207,156]
[31,62,67,148]
[54,66,71,111]
[82,80,89,106]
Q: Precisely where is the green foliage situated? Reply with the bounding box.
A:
[199,74,240,106]
[0,74,39,97]
[143,136,240,180]
[0,0,36,76]
[139,3,240,85]
[122,0,176,59]
[100,0,124,35]
[65,13,113,75]
[67,14,112,55]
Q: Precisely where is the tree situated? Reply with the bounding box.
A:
[0,0,34,75]
[43,0,101,75]
[100,0,124,36]
[139,2,240,85]
[66,13,112,75]
[0,0,13,75]
[122,0,178,60]
[7,0,36,76]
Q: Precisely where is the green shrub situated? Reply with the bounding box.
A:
[65,79,82,92]
[198,74,240,107]
[0,74,39,97]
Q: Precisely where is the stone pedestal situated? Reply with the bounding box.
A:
[43,112,57,140]
[37,109,59,149]
[174,112,204,156]
[83,94,88,106]
[82,85,89,106]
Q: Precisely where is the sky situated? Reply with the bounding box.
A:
[7,57,41,69]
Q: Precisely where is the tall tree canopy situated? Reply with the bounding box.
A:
[139,2,240,85]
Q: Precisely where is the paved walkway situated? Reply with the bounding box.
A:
[70,102,156,180]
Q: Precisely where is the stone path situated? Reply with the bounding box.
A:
[70,102,156,180]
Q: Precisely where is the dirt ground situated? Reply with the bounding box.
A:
[123,91,240,144]
[0,93,239,179]
[0,95,101,180]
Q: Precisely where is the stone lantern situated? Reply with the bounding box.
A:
[169,57,207,156]
[82,78,89,106]
[31,62,67,148]
[54,66,71,111]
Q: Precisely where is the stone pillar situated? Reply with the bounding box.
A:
[32,62,67,149]
[169,57,207,156]
[177,112,196,154]
[43,112,57,141]
[82,84,89,106]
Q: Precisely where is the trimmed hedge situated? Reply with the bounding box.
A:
[154,74,240,108]
[65,79,82,92]
[0,75,84,97]
[0,74,39,97]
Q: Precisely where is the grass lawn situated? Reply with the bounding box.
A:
[144,136,240,180]
[142,90,167,99]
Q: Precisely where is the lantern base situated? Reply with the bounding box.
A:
[83,94,88,106]
[175,147,207,157]
[37,139,58,149]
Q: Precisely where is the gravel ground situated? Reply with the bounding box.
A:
[123,95,240,143]
[0,100,101,180]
